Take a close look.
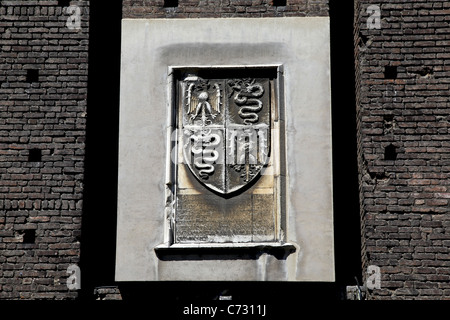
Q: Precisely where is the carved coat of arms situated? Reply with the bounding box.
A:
[180,75,270,194]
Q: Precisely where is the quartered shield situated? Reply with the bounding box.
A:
[180,76,271,195]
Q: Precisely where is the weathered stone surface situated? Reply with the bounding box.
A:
[175,193,276,243]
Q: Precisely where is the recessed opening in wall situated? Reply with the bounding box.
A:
[28,148,42,162]
[384,144,397,161]
[384,66,397,80]
[58,0,71,7]
[23,229,36,244]
[383,115,394,129]
[26,69,39,83]
[272,0,287,6]
[164,0,178,7]
[383,115,394,122]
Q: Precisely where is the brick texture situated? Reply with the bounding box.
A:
[122,0,328,18]
[0,0,89,299]
[355,0,450,299]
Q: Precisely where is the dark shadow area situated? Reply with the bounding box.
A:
[58,0,72,7]
[164,0,179,8]
[118,281,340,314]
[155,243,296,260]
[272,0,287,7]
[28,148,42,162]
[79,0,123,300]
[329,0,363,299]
[79,0,361,305]
[26,69,39,83]
[384,65,398,79]
[384,144,397,161]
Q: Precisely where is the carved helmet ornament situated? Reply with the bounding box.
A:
[181,76,270,195]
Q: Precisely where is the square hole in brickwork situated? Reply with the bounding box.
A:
[58,0,72,7]
[272,0,287,6]
[384,66,397,80]
[383,115,394,122]
[164,0,178,7]
[26,69,39,83]
[28,148,42,162]
[23,229,36,244]
[383,115,394,129]
[384,144,397,161]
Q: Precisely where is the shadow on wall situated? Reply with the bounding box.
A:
[79,0,122,300]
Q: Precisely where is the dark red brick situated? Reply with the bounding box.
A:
[356,0,450,300]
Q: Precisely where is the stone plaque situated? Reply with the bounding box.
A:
[173,68,280,244]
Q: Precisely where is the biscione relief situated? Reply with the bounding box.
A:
[166,67,285,245]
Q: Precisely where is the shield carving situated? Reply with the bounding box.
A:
[181,76,271,195]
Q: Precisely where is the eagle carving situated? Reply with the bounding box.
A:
[186,79,222,125]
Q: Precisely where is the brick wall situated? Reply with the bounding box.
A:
[122,0,328,18]
[0,0,89,299]
[355,0,450,299]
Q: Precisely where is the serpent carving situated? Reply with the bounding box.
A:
[182,76,270,193]
[228,79,265,125]
[189,131,221,179]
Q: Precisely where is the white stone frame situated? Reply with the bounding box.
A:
[116,17,334,281]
